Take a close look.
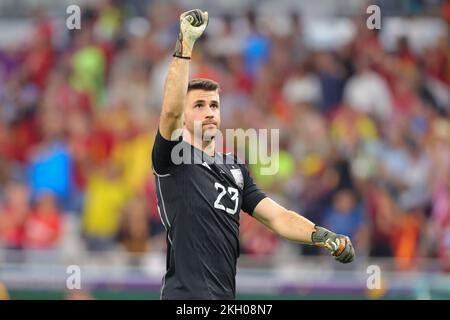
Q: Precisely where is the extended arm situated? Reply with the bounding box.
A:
[159,9,209,140]
[253,198,355,263]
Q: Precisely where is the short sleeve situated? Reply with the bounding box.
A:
[241,164,266,215]
[151,129,183,175]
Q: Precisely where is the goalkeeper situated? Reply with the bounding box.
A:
[152,9,355,300]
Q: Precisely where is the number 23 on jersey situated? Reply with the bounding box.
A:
[214,182,239,215]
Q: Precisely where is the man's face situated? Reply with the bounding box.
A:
[184,89,221,141]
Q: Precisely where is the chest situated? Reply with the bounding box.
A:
[184,162,245,220]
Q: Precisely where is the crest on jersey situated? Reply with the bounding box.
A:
[230,168,244,189]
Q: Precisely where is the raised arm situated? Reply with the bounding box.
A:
[159,9,209,141]
[252,198,355,263]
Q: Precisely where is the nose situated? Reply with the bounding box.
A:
[205,106,215,119]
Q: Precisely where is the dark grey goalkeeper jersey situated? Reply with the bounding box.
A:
[151,130,266,300]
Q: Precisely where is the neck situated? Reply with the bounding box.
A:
[183,130,215,156]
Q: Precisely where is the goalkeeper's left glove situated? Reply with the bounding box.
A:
[311,225,355,263]
[173,9,209,59]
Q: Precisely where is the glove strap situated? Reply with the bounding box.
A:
[173,54,191,60]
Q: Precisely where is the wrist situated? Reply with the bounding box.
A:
[173,32,194,59]
[311,225,334,247]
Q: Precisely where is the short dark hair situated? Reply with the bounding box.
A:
[187,78,220,93]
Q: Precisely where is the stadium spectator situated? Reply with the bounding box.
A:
[81,160,129,251]
[322,189,368,252]
[26,106,73,210]
[343,56,393,120]
[23,191,62,249]
[0,181,31,249]
[119,192,150,255]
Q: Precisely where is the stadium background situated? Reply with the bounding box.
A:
[0,0,449,300]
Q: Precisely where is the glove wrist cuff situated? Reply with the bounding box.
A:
[173,32,194,60]
[311,225,333,245]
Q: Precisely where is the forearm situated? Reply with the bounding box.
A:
[269,209,316,244]
[161,57,189,120]
[159,43,190,140]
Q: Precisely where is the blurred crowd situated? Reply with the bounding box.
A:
[0,0,449,272]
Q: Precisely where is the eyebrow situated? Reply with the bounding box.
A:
[193,100,220,105]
